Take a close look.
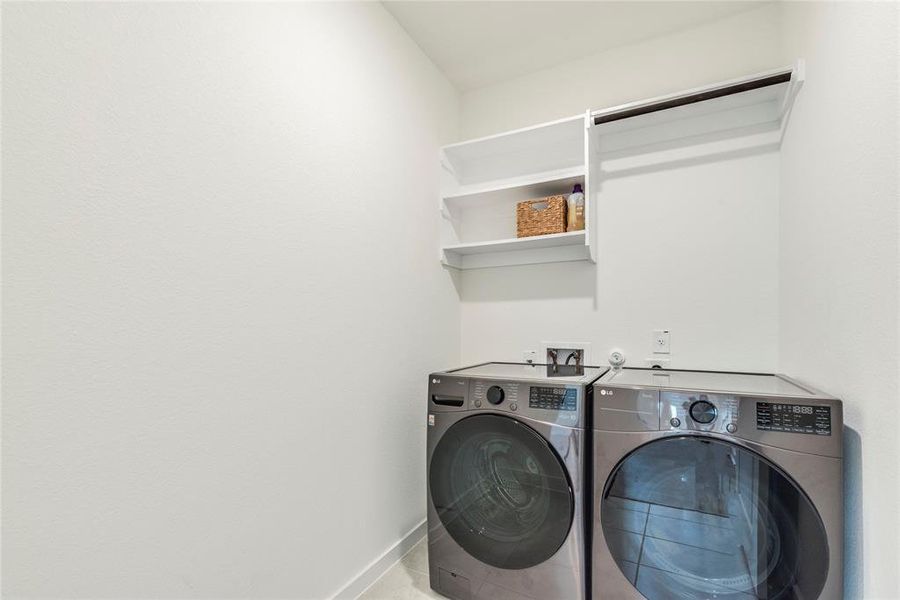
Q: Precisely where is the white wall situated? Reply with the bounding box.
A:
[458,5,785,372]
[457,2,900,598]
[778,3,900,598]
[1,3,458,598]
[461,146,782,371]
[459,3,783,139]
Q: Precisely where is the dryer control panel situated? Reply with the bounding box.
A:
[756,402,832,435]
[660,391,739,434]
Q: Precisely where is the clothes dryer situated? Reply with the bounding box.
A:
[592,369,842,600]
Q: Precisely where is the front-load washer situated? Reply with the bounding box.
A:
[426,362,608,600]
[592,368,843,600]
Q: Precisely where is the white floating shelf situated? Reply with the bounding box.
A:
[444,231,585,255]
[591,65,802,155]
[441,114,586,186]
[442,231,589,270]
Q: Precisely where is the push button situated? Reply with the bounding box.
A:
[510,403,518,411]
[670,417,681,428]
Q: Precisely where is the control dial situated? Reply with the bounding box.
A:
[486,385,505,405]
[690,399,718,424]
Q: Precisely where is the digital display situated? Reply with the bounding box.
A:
[529,387,577,411]
[757,402,831,435]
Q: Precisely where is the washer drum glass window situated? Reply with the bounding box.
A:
[429,414,573,570]
[601,437,828,599]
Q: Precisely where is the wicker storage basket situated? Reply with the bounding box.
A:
[516,195,567,238]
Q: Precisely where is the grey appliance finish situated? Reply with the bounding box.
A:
[426,362,607,600]
[592,368,843,600]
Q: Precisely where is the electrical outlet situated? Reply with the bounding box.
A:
[652,330,671,354]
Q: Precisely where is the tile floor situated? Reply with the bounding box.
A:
[357,538,442,600]
[604,494,758,599]
[358,495,756,599]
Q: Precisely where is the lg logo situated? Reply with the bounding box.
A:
[600,389,614,396]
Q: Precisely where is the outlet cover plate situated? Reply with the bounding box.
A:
[652,330,671,354]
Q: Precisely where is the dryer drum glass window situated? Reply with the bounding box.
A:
[429,414,573,570]
[601,436,828,599]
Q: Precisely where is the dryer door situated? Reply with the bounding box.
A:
[601,436,828,599]
[429,414,574,570]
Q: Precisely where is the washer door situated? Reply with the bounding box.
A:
[429,414,574,570]
[601,436,828,599]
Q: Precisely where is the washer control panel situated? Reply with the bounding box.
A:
[469,380,581,426]
[529,386,578,411]
[661,391,739,434]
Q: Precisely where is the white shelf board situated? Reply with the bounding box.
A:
[444,230,585,256]
[441,114,586,186]
[443,168,584,210]
[592,67,791,123]
[590,65,802,155]
[442,231,592,270]
[593,85,785,155]
[444,242,590,270]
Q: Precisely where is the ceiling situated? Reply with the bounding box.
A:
[383,1,768,91]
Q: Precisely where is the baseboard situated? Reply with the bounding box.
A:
[331,518,427,600]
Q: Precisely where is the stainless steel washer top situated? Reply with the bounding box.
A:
[591,368,843,600]
[448,361,607,385]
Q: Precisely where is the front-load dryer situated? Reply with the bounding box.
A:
[427,362,607,600]
[592,368,843,600]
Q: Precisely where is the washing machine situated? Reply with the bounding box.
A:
[592,368,843,600]
[426,362,608,600]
